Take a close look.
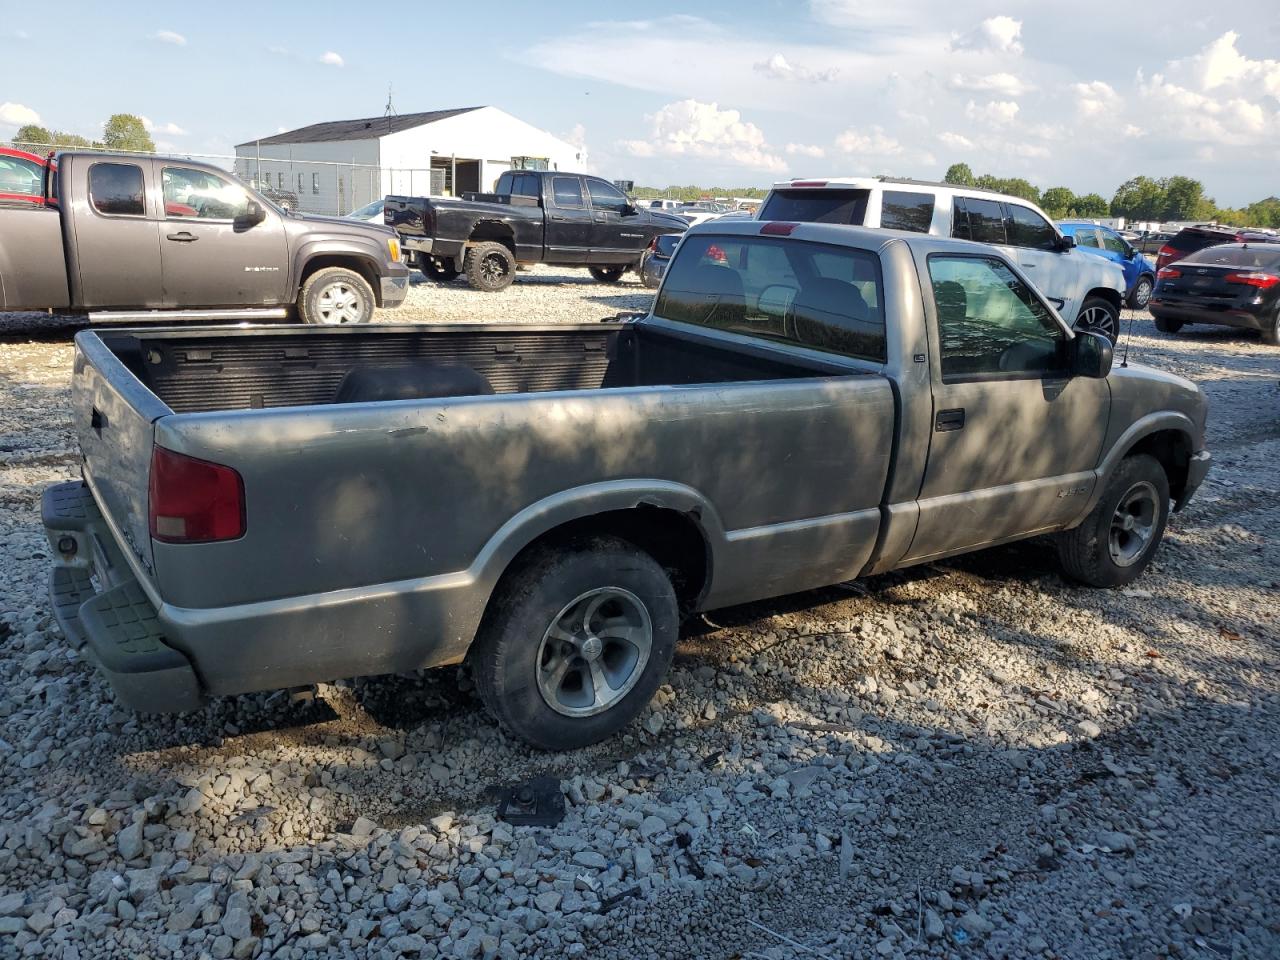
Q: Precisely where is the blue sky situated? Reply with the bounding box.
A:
[3,0,1278,204]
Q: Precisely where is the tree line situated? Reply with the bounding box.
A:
[11,114,156,154]
[944,163,1279,229]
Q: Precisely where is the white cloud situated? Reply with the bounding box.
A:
[0,102,40,127]
[754,53,838,83]
[319,51,344,67]
[937,131,974,150]
[1168,30,1280,96]
[1072,80,1119,117]
[964,99,1020,125]
[139,116,188,136]
[153,29,186,46]
[835,126,903,155]
[949,72,1031,97]
[952,16,1023,55]
[619,99,786,172]
[785,142,826,158]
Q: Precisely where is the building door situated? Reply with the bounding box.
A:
[455,161,480,194]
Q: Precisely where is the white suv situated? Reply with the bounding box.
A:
[758,177,1127,341]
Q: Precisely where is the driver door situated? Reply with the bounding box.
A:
[904,253,1110,563]
[584,178,647,264]
[159,165,289,308]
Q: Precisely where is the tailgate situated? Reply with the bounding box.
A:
[384,196,431,237]
[71,332,171,583]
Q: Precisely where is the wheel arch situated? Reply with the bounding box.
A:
[468,220,517,256]
[297,252,384,305]
[1091,414,1197,516]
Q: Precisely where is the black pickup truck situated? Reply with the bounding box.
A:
[385,170,687,291]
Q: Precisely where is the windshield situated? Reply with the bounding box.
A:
[654,233,886,362]
[654,234,681,257]
[348,199,384,219]
[759,188,870,225]
[1182,244,1280,270]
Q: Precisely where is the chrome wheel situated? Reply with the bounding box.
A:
[535,587,653,718]
[1109,480,1159,567]
[315,282,365,324]
[1132,277,1153,309]
[1077,304,1118,340]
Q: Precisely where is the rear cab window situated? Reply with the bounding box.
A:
[759,188,870,225]
[89,162,146,216]
[551,177,584,208]
[879,191,934,233]
[654,233,886,362]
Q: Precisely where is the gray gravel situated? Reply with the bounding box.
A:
[0,276,1276,960]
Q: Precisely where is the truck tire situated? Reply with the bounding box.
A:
[588,265,626,284]
[1262,307,1280,346]
[463,242,516,292]
[1152,314,1184,335]
[470,536,679,751]
[1056,453,1169,588]
[421,257,460,282]
[297,267,375,325]
[1074,296,1121,344]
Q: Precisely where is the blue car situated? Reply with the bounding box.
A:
[1058,220,1157,309]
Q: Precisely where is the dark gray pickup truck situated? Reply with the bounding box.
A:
[0,152,409,325]
[385,170,686,291]
[43,220,1211,750]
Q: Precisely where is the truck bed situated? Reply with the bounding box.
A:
[97,322,852,414]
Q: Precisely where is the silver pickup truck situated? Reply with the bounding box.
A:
[1,151,409,325]
[43,220,1211,750]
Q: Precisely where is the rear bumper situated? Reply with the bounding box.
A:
[1149,300,1269,331]
[43,481,204,713]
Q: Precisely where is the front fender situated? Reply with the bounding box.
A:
[1077,411,1197,519]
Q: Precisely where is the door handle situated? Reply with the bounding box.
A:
[1020,262,1036,268]
[934,408,966,432]
[548,215,567,222]
[166,232,198,242]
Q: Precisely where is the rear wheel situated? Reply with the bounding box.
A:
[470,536,678,750]
[1075,296,1121,344]
[463,242,516,292]
[588,265,627,284]
[1128,275,1154,310]
[1057,453,1170,588]
[1263,307,1280,346]
[1153,314,1184,335]
[421,257,460,282]
[297,267,375,325]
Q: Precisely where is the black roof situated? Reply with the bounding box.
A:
[237,107,484,147]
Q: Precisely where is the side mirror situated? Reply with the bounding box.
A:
[1072,330,1113,379]
[621,203,639,216]
[239,201,267,226]
[1057,234,1075,251]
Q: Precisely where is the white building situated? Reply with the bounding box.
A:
[234,106,584,215]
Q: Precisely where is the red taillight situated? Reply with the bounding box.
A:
[1224,271,1279,289]
[1157,267,1181,280]
[790,180,828,187]
[760,221,798,236]
[1158,244,1176,260]
[149,446,245,544]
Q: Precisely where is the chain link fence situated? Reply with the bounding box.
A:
[3,139,448,217]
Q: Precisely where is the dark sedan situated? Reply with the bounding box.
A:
[1150,243,1280,345]
[640,233,682,288]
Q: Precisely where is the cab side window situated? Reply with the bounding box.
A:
[162,167,252,219]
[928,255,1068,381]
[952,197,1007,244]
[586,179,629,213]
[1005,204,1058,250]
[1073,228,1101,249]
[1100,230,1128,254]
[880,191,933,233]
[89,162,145,216]
[551,177,584,208]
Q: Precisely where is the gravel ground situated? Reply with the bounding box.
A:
[0,274,1276,960]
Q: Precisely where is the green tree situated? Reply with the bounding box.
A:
[52,131,95,148]
[1110,176,1166,220]
[944,162,976,186]
[1040,187,1075,218]
[101,114,155,153]
[1072,193,1109,218]
[1242,197,1280,228]
[1161,176,1213,221]
[14,124,52,146]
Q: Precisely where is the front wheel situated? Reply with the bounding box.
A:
[588,265,627,284]
[1128,275,1154,310]
[1075,296,1121,344]
[1057,453,1170,587]
[463,242,516,292]
[470,536,678,751]
[297,267,375,325]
